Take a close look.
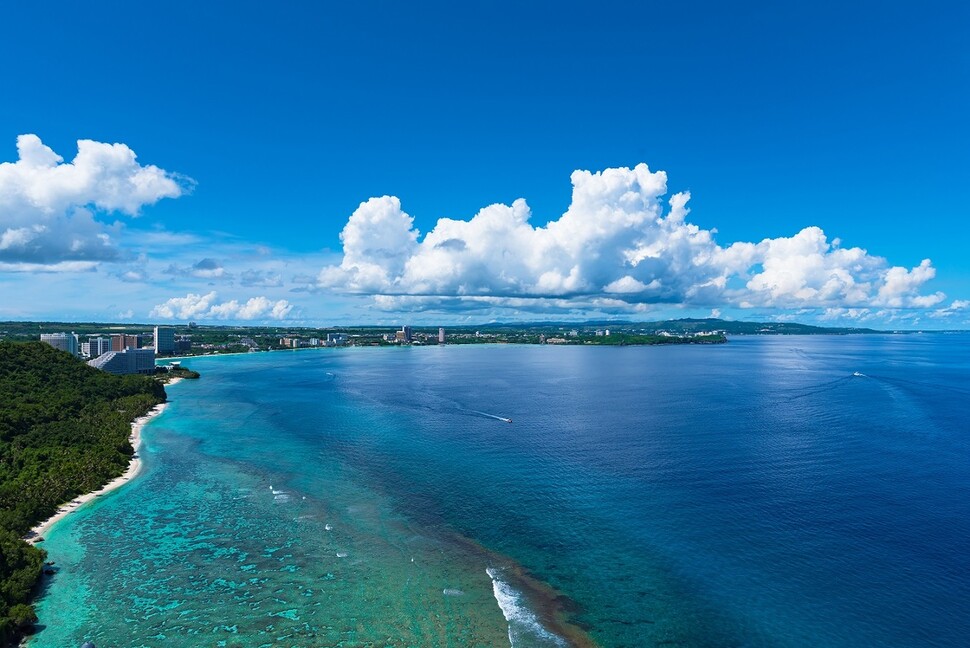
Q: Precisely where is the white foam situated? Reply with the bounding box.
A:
[486,567,567,647]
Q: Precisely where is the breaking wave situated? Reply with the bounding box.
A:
[486,567,567,647]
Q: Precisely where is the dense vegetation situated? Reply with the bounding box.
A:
[586,332,726,345]
[165,366,200,380]
[0,341,166,644]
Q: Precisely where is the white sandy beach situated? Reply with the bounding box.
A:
[25,388,178,542]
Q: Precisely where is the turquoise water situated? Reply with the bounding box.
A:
[32,336,970,646]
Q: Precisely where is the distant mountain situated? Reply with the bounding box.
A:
[638,318,881,335]
[440,318,882,335]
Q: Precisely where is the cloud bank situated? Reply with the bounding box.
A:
[150,292,292,321]
[318,164,945,314]
[0,134,189,268]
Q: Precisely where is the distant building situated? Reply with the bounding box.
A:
[327,333,348,346]
[154,326,176,355]
[83,336,112,359]
[40,332,79,356]
[398,325,413,343]
[438,327,445,344]
[280,337,301,348]
[88,347,156,375]
[111,334,140,351]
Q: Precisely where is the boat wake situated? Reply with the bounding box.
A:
[270,486,290,503]
[486,567,567,648]
[467,409,513,424]
[786,374,855,400]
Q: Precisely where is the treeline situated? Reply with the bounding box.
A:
[0,341,166,644]
[591,332,727,345]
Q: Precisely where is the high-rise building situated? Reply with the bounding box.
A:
[111,334,140,351]
[154,326,175,354]
[327,333,348,346]
[438,327,445,344]
[87,336,111,358]
[87,347,156,375]
[40,332,79,356]
[399,325,413,343]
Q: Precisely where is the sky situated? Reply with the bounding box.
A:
[1,1,968,328]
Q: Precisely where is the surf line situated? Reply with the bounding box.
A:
[486,567,567,647]
[467,409,513,424]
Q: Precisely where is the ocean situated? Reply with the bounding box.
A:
[30,334,970,647]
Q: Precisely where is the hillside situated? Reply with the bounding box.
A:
[0,342,166,644]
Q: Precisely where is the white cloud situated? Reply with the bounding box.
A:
[150,291,292,321]
[930,299,970,319]
[733,229,943,309]
[317,196,419,292]
[149,291,219,319]
[820,307,873,321]
[0,260,99,273]
[0,134,190,268]
[318,164,947,314]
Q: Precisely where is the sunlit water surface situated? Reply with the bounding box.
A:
[32,335,970,647]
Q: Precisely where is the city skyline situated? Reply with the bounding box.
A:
[1,2,968,328]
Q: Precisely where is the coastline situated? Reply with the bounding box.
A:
[24,380,180,542]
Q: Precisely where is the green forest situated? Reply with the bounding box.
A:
[0,341,166,645]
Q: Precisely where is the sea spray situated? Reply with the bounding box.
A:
[487,567,567,648]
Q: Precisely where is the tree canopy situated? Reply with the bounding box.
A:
[0,341,165,644]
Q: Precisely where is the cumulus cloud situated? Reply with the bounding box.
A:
[150,291,292,321]
[318,164,945,314]
[0,134,190,268]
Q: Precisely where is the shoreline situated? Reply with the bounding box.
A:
[24,380,181,542]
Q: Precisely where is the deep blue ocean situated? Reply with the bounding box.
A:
[32,334,970,647]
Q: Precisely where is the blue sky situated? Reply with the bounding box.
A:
[1,1,968,327]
